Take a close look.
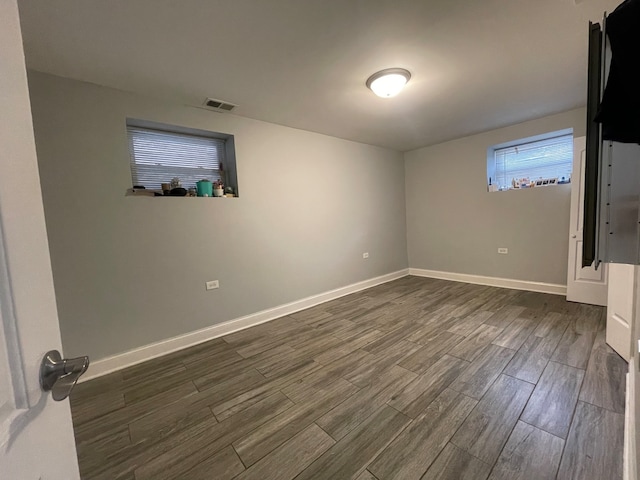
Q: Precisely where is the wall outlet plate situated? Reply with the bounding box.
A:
[206,280,219,290]
[363,252,369,259]
[498,248,508,254]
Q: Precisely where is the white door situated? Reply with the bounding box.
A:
[566,136,608,306]
[0,1,80,478]
[607,263,633,361]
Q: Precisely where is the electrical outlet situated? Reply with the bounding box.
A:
[498,248,508,254]
[362,252,369,259]
[205,280,219,290]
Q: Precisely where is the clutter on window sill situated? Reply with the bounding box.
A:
[126,188,236,197]
[126,178,237,198]
[487,176,571,192]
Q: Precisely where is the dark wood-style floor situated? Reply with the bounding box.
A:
[70,276,627,480]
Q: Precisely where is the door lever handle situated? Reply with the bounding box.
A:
[40,350,90,401]
[571,234,577,238]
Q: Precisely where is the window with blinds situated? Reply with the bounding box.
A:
[489,132,573,191]
[127,124,226,190]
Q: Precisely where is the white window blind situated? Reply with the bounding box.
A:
[493,134,573,189]
[127,125,224,189]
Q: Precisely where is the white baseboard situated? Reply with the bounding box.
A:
[83,267,568,382]
[408,268,567,296]
[82,268,410,382]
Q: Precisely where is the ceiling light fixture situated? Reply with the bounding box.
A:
[366,68,411,98]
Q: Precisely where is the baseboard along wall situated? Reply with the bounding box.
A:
[409,268,567,296]
[83,267,568,382]
[82,269,410,381]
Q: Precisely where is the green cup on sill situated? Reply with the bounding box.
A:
[196,179,213,197]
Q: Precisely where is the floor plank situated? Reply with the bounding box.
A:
[520,361,585,439]
[234,424,335,480]
[280,350,370,403]
[80,414,221,479]
[532,311,570,340]
[178,445,245,480]
[449,291,495,318]
[451,374,534,464]
[128,403,214,444]
[232,378,358,466]
[447,310,494,337]
[448,323,504,362]
[75,425,131,479]
[397,331,464,374]
[296,405,411,480]
[422,443,492,480]
[341,340,420,388]
[449,344,515,400]
[361,321,420,355]
[133,392,294,480]
[388,354,469,418]
[556,401,625,480]
[579,329,627,414]
[355,471,378,480]
[503,332,563,384]
[368,389,477,480]
[69,370,123,408]
[193,367,265,396]
[70,389,125,426]
[73,380,198,447]
[488,421,564,480]
[491,315,537,351]
[122,363,188,405]
[483,305,526,329]
[183,348,251,386]
[551,326,597,370]
[571,305,604,334]
[313,328,384,364]
[211,360,322,420]
[316,365,416,440]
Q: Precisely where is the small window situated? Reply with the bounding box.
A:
[487,130,573,191]
[126,119,238,195]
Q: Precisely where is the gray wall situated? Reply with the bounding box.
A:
[405,108,586,286]
[28,72,408,361]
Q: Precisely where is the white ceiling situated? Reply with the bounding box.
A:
[17,0,620,152]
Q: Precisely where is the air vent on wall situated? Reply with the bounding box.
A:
[203,98,237,112]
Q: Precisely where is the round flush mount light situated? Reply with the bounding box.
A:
[366,68,411,98]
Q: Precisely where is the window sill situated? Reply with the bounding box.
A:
[488,181,570,193]
[125,188,237,198]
